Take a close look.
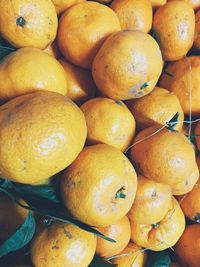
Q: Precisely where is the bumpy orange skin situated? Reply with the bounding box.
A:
[96,216,131,258]
[153,1,195,61]
[130,197,185,251]
[111,0,153,32]
[131,126,199,195]
[177,178,200,222]
[194,10,200,49]
[128,175,172,225]
[195,121,200,150]
[31,222,96,267]
[59,59,96,106]
[81,98,136,151]
[127,86,184,131]
[44,42,61,59]
[0,0,58,49]
[0,91,87,184]
[61,144,137,227]
[160,56,200,116]
[57,1,121,69]
[0,48,68,102]
[52,0,86,15]
[111,242,147,267]
[168,0,200,10]
[150,0,167,8]
[92,30,163,100]
[0,196,27,244]
[175,224,200,267]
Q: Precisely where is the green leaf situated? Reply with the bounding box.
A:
[0,37,16,60]
[147,251,171,267]
[0,211,35,258]
[89,255,116,267]
[0,185,115,243]
[166,112,180,131]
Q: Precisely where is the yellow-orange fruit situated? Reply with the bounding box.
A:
[194,10,200,49]
[52,0,85,15]
[168,0,200,10]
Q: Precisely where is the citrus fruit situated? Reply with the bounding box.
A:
[96,216,131,258]
[127,86,184,130]
[175,224,200,267]
[0,196,27,244]
[81,97,136,151]
[168,0,200,10]
[128,175,172,225]
[159,56,200,116]
[92,30,163,100]
[111,242,147,267]
[111,0,153,32]
[150,0,167,8]
[52,0,85,15]
[44,41,61,59]
[31,222,96,267]
[57,1,121,69]
[130,197,185,251]
[153,1,195,61]
[0,0,58,49]
[194,10,200,49]
[59,59,96,105]
[0,48,68,102]
[0,91,86,184]
[131,126,199,195]
[61,144,137,227]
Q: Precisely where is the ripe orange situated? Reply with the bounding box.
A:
[168,0,200,10]
[61,144,137,227]
[44,41,61,59]
[159,56,200,116]
[150,0,167,8]
[128,175,172,225]
[127,86,184,130]
[131,126,199,195]
[59,59,96,105]
[0,91,87,184]
[31,222,96,267]
[52,0,85,15]
[57,1,121,69]
[111,242,147,267]
[111,0,153,32]
[0,0,58,49]
[175,224,200,267]
[0,196,27,243]
[0,48,68,102]
[92,30,163,100]
[96,216,131,258]
[81,97,136,151]
[130,197,185,251]
[194,10,200,49]
[195,121,200,150]
[153,1,195,61]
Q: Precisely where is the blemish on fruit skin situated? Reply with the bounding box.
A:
[115,100,123,106]
[63,229,73,239]
[52,245,59,250]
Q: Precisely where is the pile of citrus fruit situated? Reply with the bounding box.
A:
[0,0,200,266]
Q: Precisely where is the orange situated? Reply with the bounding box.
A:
[0,0,58,49]
[177,178,200,222]
[150,0,167,8]
[194,10,200,50]
[175,224,200,267]
[61,144,137,227]
[81,97,136,151]
[92,30,163,100]
[0,91,87,184]
[96,216,131,258]
[131,126,199,195]
[130,197,185,251]
[111,242,147,267]
[128,175,172,225]
[195,121,200,150]
[31,222,96,267]
[0,196,27,244]
[0,48,68,102]
[159,56,200,116]
[59,59,96,105]
[111,0,153,32]
[57,1,121,69]
[44,41,61,59]
[127,86,184,131]
[52,0,85,15]
[153,1,195,61]
[168,0,200,10]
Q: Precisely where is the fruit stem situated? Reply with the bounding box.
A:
[116,187,126,199]
[16,17,26,27]
[151,223,159,229]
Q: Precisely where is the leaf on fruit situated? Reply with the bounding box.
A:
[165,112,179,131]
[147,251,171,267]
[0,37,16,60]
[89,255,116,267]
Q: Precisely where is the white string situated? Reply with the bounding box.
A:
[185,57,193,139]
